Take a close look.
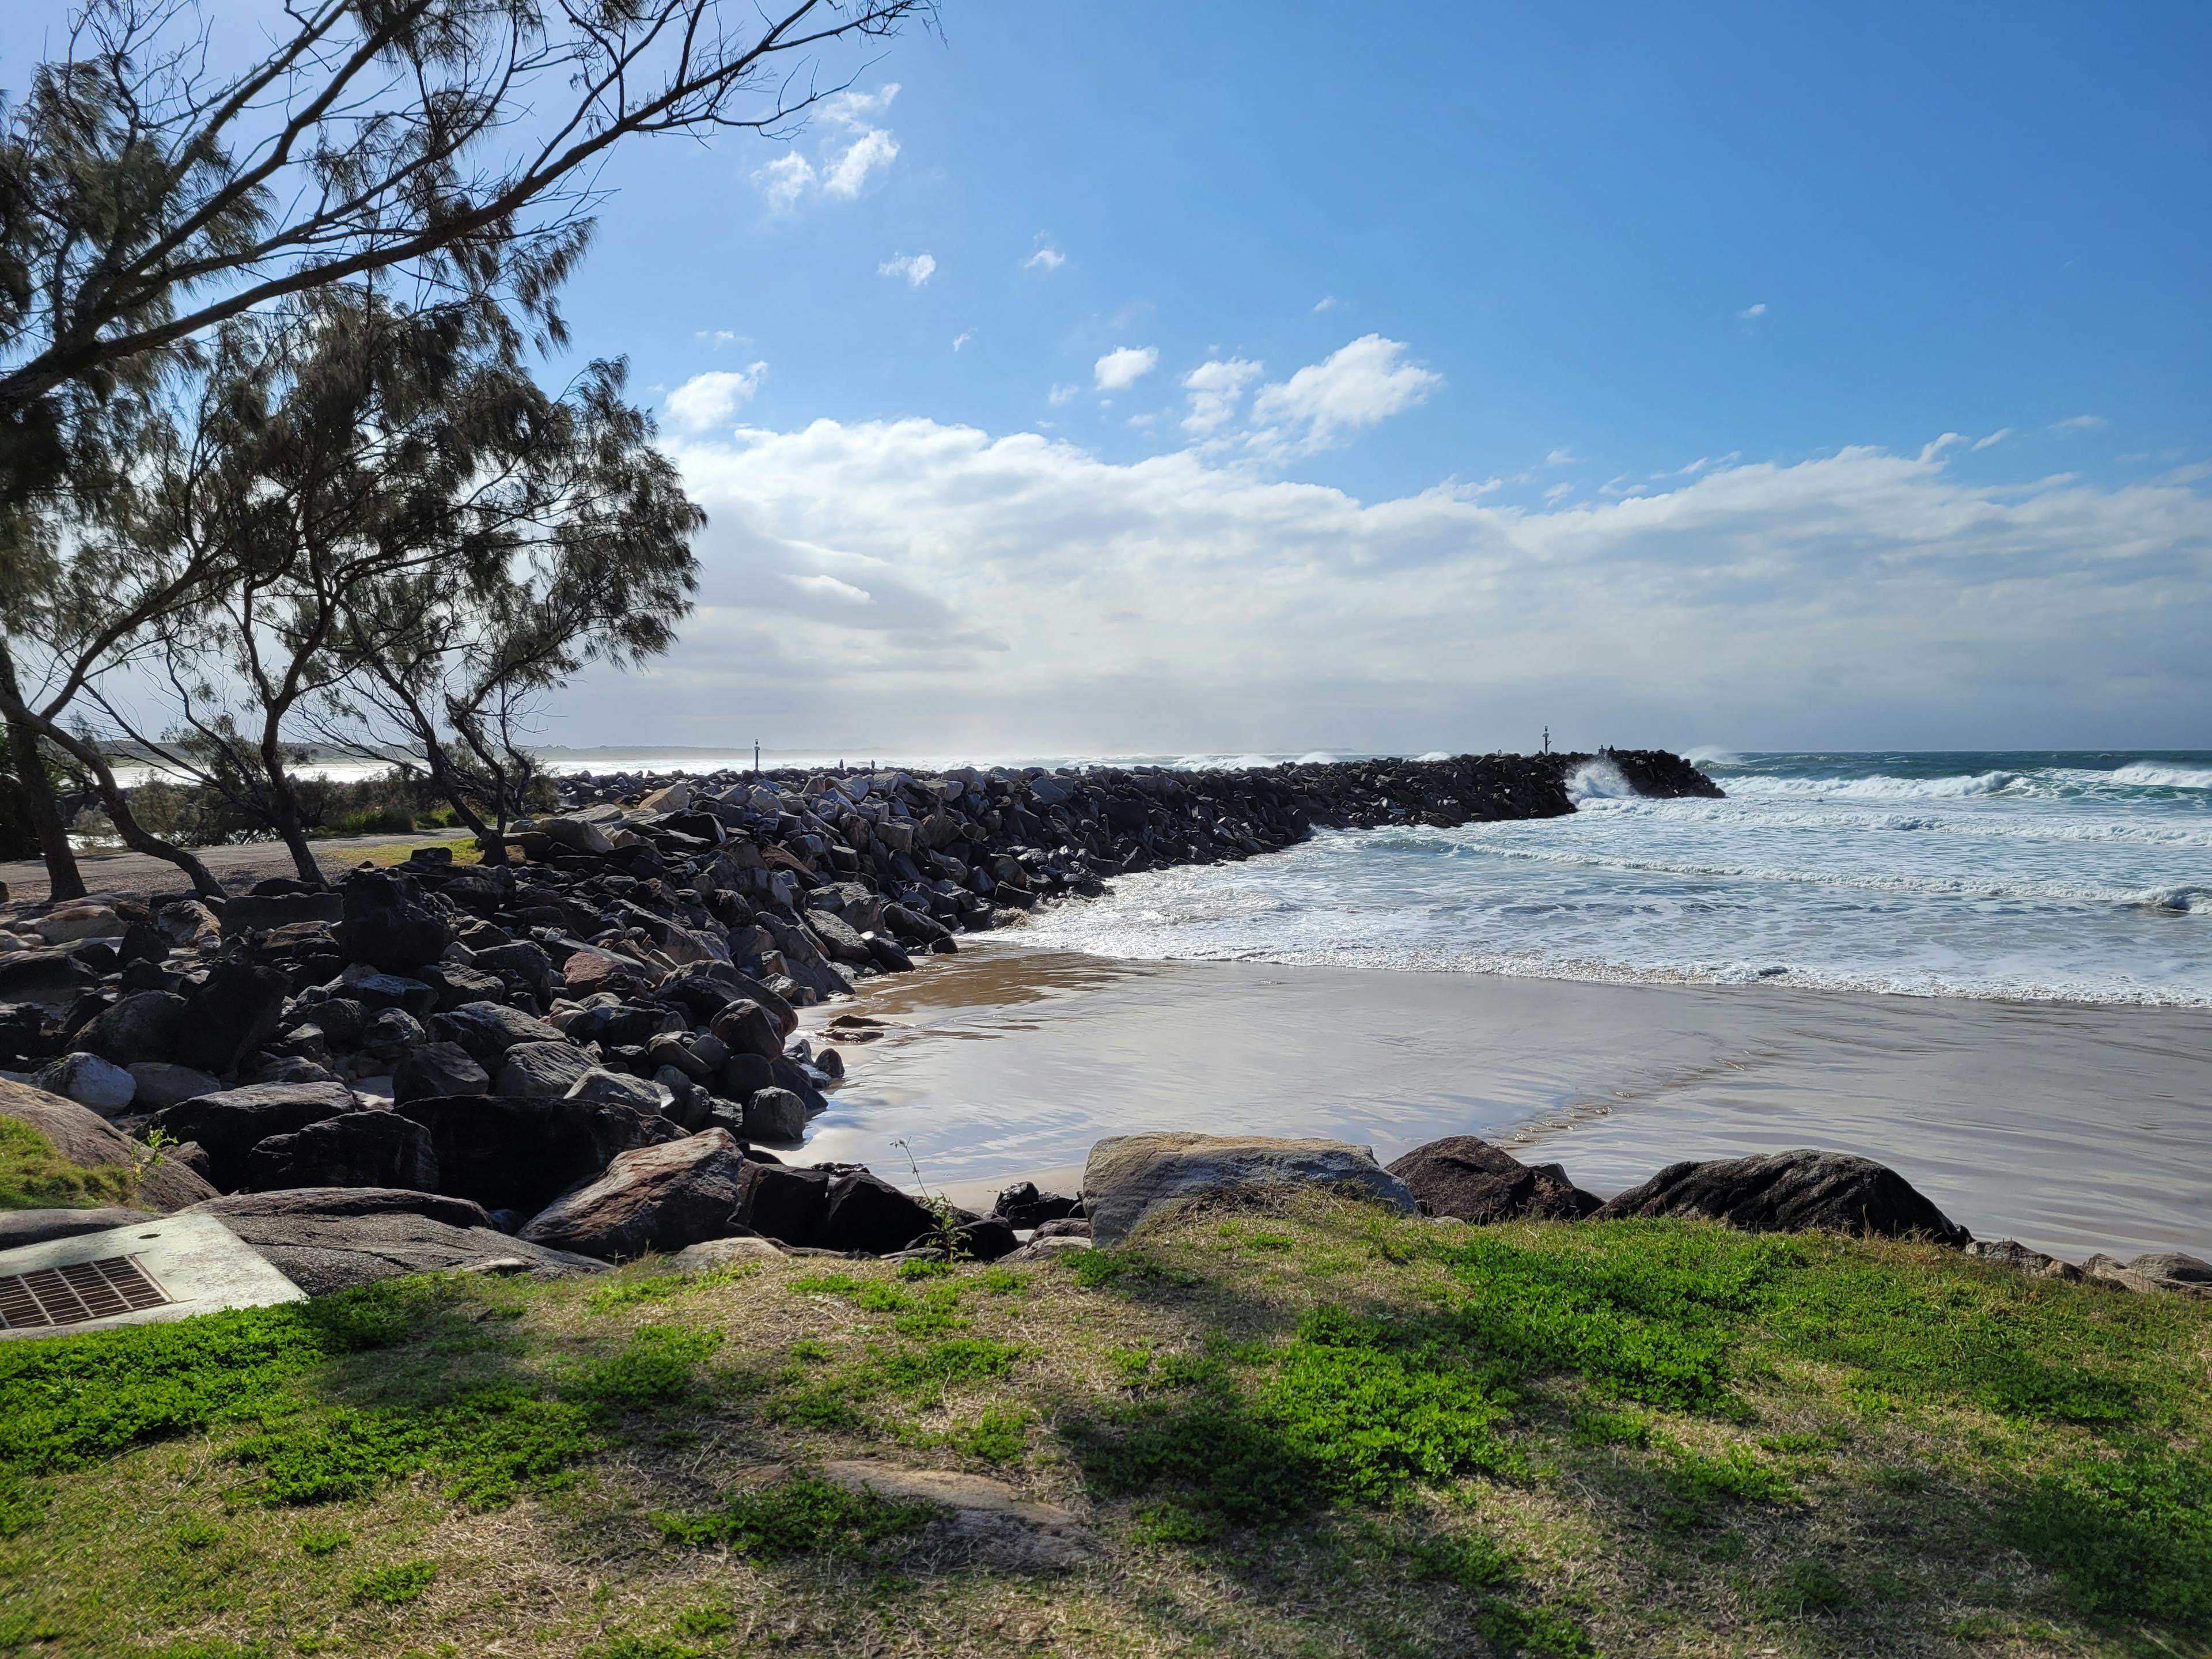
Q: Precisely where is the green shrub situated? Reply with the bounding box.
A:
[657,1475,940,1558]
[351,1559,436,1604]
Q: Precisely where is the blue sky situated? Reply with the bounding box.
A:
[7,2,2211,756]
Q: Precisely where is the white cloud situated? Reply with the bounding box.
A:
[1180,357,1264,436]
[1024,246,1066,271]
[1313,296,1339,313]
[1972,429,2013,450]
[1248,334,1441,455]
[695,329,741,350]
[952,330,975,352]
[1093,346,1159,392]
[878,251,936,287]
[1545,447,1581,466]
[1544,482,1574,502]
[1739,302,1768,319]
[1047,383,1078,406]
[824,127,900,198]
[663,363,767,431]
[753,151,817,212]
[584,419,2212,751]
[752,83,900,209]
[2052,414,2107,433]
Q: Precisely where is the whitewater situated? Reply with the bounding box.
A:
[1010,751,2212,1007]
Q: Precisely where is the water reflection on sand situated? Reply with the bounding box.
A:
[798,942,2212,1262]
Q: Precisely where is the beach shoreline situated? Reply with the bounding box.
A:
[801,937,2212,1263]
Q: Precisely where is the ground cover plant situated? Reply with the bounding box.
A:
[1,1194,2207,1657]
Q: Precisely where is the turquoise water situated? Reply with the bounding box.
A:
[1012,752,2212,1006]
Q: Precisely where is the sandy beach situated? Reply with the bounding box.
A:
[801,939,2212,1262]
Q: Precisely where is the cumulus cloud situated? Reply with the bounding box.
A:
[879,251,936,287]
[1093,346,1159,392]
[663,364,767,430]
[1313,296,1339,313]
[1739,302,1768,319]
[1248,334,1442,456]
[1047,383,1079,406]
[1181,357,1264,436]
[752,83,900,209]
[575,418,2209,752]
[1024,245,1066,271]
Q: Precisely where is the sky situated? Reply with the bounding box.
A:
[8,2,2212,757]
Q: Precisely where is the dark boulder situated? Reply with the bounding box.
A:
[733,1160,832,1246]
[820,1169,938,1255]
[429,999,566,1064]
[991,1180,1080,1230]
[219,890,345,935]
[517,1128,748,1260]
[952,1213,1018,1262]
[338,870,453,972]
[74,990,186,1065]
[153,1080,359,1192]
[343,974,439,1017]
[173,962,292,1073]
[711,999,781,1060]
[1591,1149,1970,1245]
[743,1085,809,1142]
[393,1093,679,1213]
[1387,1136,1602,1223]
[418,962,508,1012]
[495,1040,595,1099]
[472,941,554,997]
[245,1110,439,1192]
[361,1008,429,1065]
[717,1050,776,1101]
[564,1002,675,1049]
[392,1041,491,1104]
[188,1186,601,1294]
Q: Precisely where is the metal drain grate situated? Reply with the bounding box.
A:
[0,1255,171,1330]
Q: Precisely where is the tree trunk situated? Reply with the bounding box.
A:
[0,645,88,901]
[424,747,507,868]
[258,718,325,886]
[0,671,226,898]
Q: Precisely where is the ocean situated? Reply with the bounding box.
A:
[1008,751,2212,1007]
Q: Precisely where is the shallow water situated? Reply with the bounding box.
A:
[801,944,2212,1262]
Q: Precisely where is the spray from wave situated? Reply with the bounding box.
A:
[1565,758,1636,802]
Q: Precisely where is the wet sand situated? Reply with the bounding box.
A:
[800,942,2212,1262]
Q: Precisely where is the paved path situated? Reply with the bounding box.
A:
[0,830,465,905]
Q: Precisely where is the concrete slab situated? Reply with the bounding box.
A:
[0,1212,305,1339]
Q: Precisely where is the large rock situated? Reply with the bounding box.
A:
[219,890,344,936]
[1081,1133,1419,1247]
[392,1093,679,1213]
[496,1039,596,1099]
[33,1051,137,1116]
[2081,1251,2212,1299]
[430,999,567,1063]
[153,1081,359,1192]
[392,1040,490,1104]
[743,1086,808,1143]
[337,870,453,972]
[710,998,783,1062]
[991,1181,1080,1230]
[820,1170,938,1255]
[733,1160,832,1245]
[0,948,97,1002]
[188,1186,602,1294]
[0,1077,218,1210]
[73,990,187,1065]
[1590,1149,1970,1245]
[565,1067,671,1113]
[1387,1136,1601,1223]
[517,1128,747,1260]
[173,961,293,1073]
[30,903,124,944]
[0,1206,160,1249]
[245,1111,439,1192]
[126,1061,224,1111]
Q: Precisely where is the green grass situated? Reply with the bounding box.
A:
[0,1198,2207,1657]
[0,1117,141,1210]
